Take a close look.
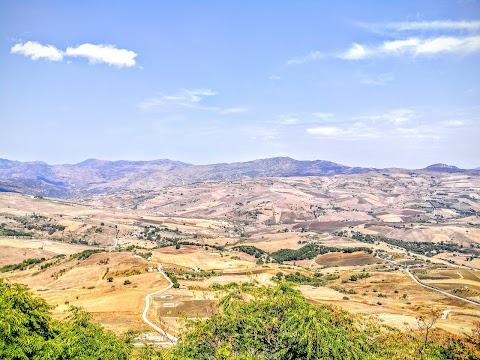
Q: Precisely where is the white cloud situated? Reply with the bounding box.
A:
[268,75,281,81]
[382,38,420,53]
[339,43,368,60]
[340,36,480,60]
[306,127,349,137]
[11,40,137,68]
[415,36,480,54]
[138,89,246,115]
[306,109,424,139]
[286,51,323,65]
[383,20,480,32]
[138,88,216,111]
[65,44,137,67]
[288,36,480,64]
[358,20,480,36]
[11,41,63,61]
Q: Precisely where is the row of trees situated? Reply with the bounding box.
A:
[270,244,372,263]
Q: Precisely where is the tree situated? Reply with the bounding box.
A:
[417,307,440,347]
[0,279,132,359]
[169,283,443,359]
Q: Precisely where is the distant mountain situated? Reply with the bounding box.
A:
[422,163,463,173]
[0,157,474,198]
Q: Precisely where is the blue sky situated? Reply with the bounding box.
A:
[1,0,479,168]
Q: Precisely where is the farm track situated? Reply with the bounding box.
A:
[406,268,480,307]
[141,262,178,344]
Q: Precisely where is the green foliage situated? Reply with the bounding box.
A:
[350,231,471,256]
[270,244,372,263]
[349,272,370,281]
[0,279,131,359]
[279,271,326,287]
[330,285,357,295]
[325,274,340,281]
[0,222,32,237]
[168,283,451,359]
[137,252,153,260]
[2,279,478,360]
[164,270,180,288]
[0,257,46,273]
[164,268,217,281]
[232,245,266,258]
[70,249,104,260]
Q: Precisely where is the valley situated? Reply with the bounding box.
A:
[1,171,479,345]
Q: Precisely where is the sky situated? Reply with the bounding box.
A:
[0,0,479,168]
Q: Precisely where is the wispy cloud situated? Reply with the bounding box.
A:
[275,112,335,125]
[11,41,137,68]
[288,18,480,64]
[338,43,368,60]
[354,109,418,124]
[11,41,63,61]
[306,127,354,137]
[138,89,247,114]
[441,119,466,127]
[364,20,480,32]
[65,44,137,68]
[305,108,471,141]
[312,112,335,120]
[286,51,323,65]
[358,73,395,86]
[339,36,480,59]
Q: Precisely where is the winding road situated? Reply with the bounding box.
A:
[141,263,179,344]
[406,268,480,307]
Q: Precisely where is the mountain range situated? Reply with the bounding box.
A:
[0,157,477,198]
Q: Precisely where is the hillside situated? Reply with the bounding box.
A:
[0,157,473,198]
[2,278,479,359]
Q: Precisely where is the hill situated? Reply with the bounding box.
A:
[1,156,477,198]
[423,164,464,173]
[2,279,479,359]
[0,157,375,197]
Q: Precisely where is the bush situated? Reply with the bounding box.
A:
[0,279,132,359]
[168,283,469,360]
[123,279,131,285]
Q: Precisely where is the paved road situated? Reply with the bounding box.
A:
[406,268,480,307]
[141,263,179,344]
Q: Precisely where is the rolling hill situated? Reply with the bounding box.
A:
[0,157,476,198]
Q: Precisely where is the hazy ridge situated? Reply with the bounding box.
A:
[0,157,477,198]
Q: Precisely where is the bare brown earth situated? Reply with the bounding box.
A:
[1,171,479,337]
[315,251,383,267]
[0,238,94,266]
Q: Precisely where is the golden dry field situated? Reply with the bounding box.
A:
[1,171,479,338]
